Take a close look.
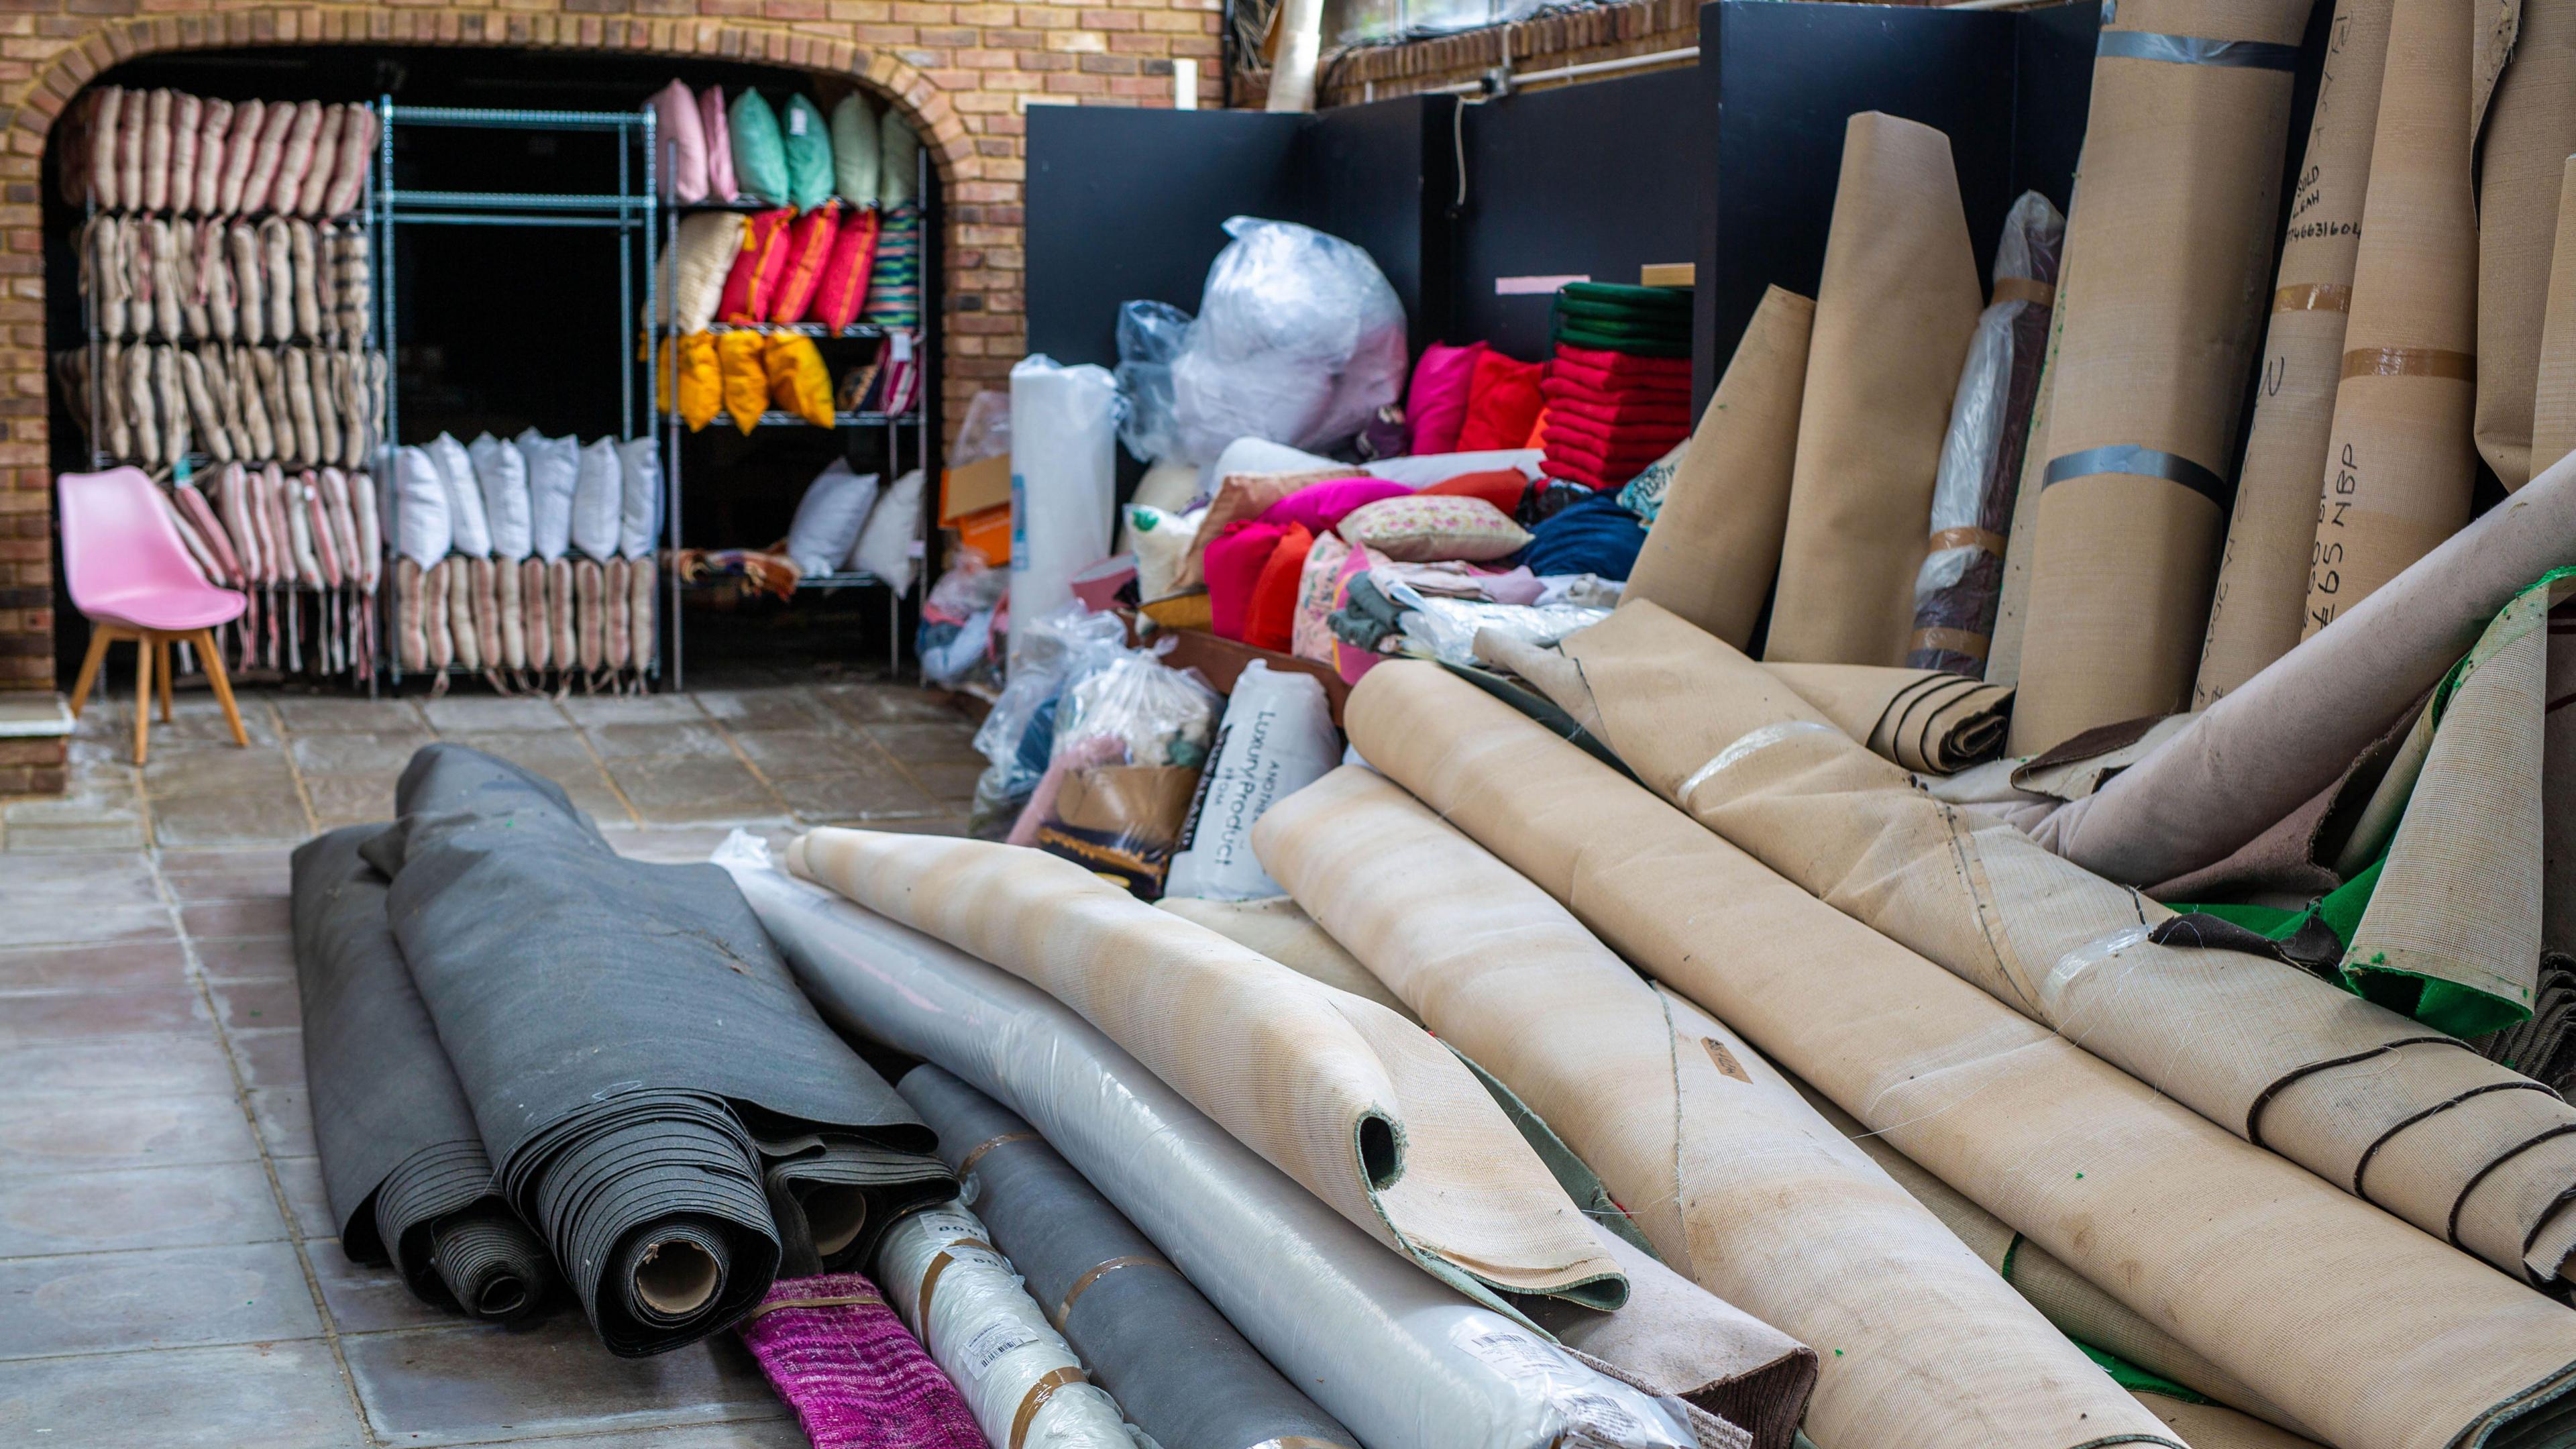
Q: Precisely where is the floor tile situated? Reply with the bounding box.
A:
[0,1035,235,1097]
[775,769,941,822]
[300,773,407,829]
[3,819,152,852]
[0,1241,321,1360]
[307,1237,455,1336]
[908,761,985,803]
[690,688,832,733]
[341,1316,783,1447]
[208,977,299,1032]
[436,730,604,775]
[140,749,298,798]
[227,1027,307,1089]
[3,782,144,830]
[180,897,291,941]
[0,938,188,994]
[160,847,295,877]
[0,1339,365,1447]
[0,1092,259,1174]
[816,682,961,725]
[272,1156,337,1240]
[148,792,314,849]
[275,696,427,734]
[504,1422,810,1449]
[0,1161,286,1256]
[140,706,283,749]
[247,1086,316,1159]
[0,902,172,951]
[162,862,291,903]
[727,729,889,780]
[287,730,435,775]
[862,720,983,765]
[604,758,783,825]
[0,986,207,1045]
[558,694,707,727]
[193,935,294,983]
[421,696,570,733]
[585,722,736,761]
[0,851,162,905]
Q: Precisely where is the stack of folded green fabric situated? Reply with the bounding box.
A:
[1550,282,1691,358]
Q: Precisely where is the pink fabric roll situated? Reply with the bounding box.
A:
[736,1273,984,1449]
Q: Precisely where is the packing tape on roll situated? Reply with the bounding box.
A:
[956,1130,1038,1178]
[1008,1366,1090,1449]
[1927,526,2009,555]
[2341,345,2477,381]
[1992,277,2055,307]
[2276,282,2355,314]
[2043,444,2231,506]
[747,1291,888,1320]
[2096,30,2302,70]
[1054,1254,1175,1327]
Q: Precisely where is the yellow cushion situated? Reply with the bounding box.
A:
[764,333,835,429]
[677,332,721,433]
[717,329,769,435]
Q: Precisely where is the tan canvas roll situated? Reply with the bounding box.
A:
[785,830,1623,1316]
[2304,0,2481,636]
[2534,158,2576,472]
[1344,659,2576,1449]
[1153,894,1419,1022]
[1762,662,2012,775]
[1763,113,1984,665]
[2010,0,2311,754]
[1983,217,2076,690]
[2196,0,2397,704]
[1256,769,2175,1449]
[2477,0,2576,490]
[2553,599,2576,959]
[1623,285,1813,650]
[2131,1397,2324,1449]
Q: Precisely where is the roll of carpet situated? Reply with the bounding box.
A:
[1153,894,1419,1020]
[1342,659,2576,1449]
[896,1065,1360,1449]
[2475,0,2576,491]
[2302,0,2479,639]
[1763,112,1984,666]
[2193,0,2396,706]
[1763,661,2012,775]
[2010,0,2312,755]
[370,745,955,1354]
[290,824,550,1323]
[2535,158,2576,474]
[716,836,1701,1449]
[1621,286,1813,650]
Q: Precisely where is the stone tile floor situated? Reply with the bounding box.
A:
[0,676,985,1446]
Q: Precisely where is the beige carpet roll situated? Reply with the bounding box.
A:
[2303,0,2481,636]
[1623,285,1813,651]
[1764,662,2012,775]
[1256,769,2171,1449]
[2534,158,2576,472]
[2553,597,2576,960]
[1154,894,1417,1022]
[1546,602,2576,1289]
[2010,0,2311,754]
[2477,0,2576,490]
[2132,1397,2324,1449]
[2196,0,2398,704]
[1983,221,2076,690]
[785,829,1624,1315]
[1764,113,1984,665]
[1344,659,2576,1449]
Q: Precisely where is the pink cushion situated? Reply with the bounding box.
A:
[1291,532,1350,664]
[700,86,737,202]
[1330,541,1387,685]
[1203,520,1287,643]
[653,80,710,203]
[1336,494,1532,563]
[1405,342,1485,455]
[1255,477,1411,534]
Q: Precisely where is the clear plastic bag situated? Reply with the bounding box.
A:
[1052,651,1222,770]
[1172,217,1409,466]
[953,388,1011,468]
[1379,574,1610,669]
[971,604,1130,831]
[918,550,1012,689]
[1116,301,1192,465]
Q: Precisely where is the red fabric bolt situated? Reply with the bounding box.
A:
[717,208,797,324]
[1537,384,1696,429]
[1455,352,1546,452]
[1542,410,1690,457]
[768,201,843,326]
[1204,519,1289,643]
[1549,342,1693,383]
[1405,341,1486,454]
[1242,521,1315,653]
[811,207,883,333]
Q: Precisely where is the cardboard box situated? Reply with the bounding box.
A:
[953,502,1011,566]
[941,453,1012,525]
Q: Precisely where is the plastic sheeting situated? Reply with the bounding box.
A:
[1171,218,1408,466]
[1009,356,1118,669]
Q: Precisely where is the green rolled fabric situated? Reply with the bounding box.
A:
[830,93,881,207]
[782,95,834,212]
[729,89,790,207]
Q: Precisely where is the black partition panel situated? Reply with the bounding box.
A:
[1301,97,1457,350]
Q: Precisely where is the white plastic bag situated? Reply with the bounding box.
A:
[1172,217,1407,466]
[1116,299,1191,464]
[1009,355,1118,669]
[391,443,450,567]
[1165,661,1341,900]
[618,437,663,559]
[953,388,1009,466]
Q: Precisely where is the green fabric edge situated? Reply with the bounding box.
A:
[2077,1342,2207,1405]
[1449,1043,1664,1261]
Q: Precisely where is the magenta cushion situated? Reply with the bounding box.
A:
[1256,477,1412,534]
[653,80,710,203]
[1405,342,1486,455]
[1203,520,1288,643]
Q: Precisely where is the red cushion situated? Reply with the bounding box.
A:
[810,207,883,333]
[1421,468,1527,515]
[717,207,796,323]
[767,202,843,326]
[1203,520,1288,643]
[1242,523,1314,653]
[1454,352,1544,452]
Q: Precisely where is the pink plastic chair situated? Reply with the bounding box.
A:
[58,467,249,764]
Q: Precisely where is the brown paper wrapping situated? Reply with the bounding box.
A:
[2303,0,2481,636]
[2010,0,2310,754]
[2533,158,2576,472]
[2476,0,2576,489]
[2196,0,2398,704]
[1763,662,2012,775]
[1345,659,2576,1449]
[1762,113,1984,665]
[1623,285,1813,649]
[1256,768,2165,1449]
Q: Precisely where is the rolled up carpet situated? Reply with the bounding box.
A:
[1344,658,2576,1449]
[2194,0,2396,705]
[2534,158,2576,474]
[2475,0,2576,491]
[2011,0,2312,754]
[1764,113,1985,665]
[291,824,550,1322]
[736,1271,985,1449]
[1543,602,2576,1290]
[785,828,1625,1318]
[1152,894,1418,1021]
[717,836,1701,1449]
[372,745,953,1354]
[1258,767,2154,1449]
[897,1064,1358,1449]
[1763,661,2012,775]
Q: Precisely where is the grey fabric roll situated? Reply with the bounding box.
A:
[897,1064,1358,1449]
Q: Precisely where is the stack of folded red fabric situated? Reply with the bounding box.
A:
[1539,343,1693,490]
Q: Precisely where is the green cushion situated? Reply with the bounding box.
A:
[879,117,920,208]
[830,93,881,207]
[728,89,790,207]
[783,95,835,211]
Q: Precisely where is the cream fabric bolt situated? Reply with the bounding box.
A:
[785,829,1624,1314]
[1153,895,1419,1022]
[1256,767,2175,1449]
[1343,659,2576,1449]
[2475,0,2576,490]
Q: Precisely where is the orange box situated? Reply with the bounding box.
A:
[953,502,1011,566]
[941,453,1012,525]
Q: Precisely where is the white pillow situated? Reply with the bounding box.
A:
[570,437,623,561]
[429,432,491,557]
[392,445,451,567]
[1360,449,1544,488]
[786,459,879,578]
[517,428,578,561]
[469,433,533,560]
[618,437,662,559]
[670,211,743,335]
[851,466,922,591]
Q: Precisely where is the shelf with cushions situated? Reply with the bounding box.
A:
[705,320,893,339]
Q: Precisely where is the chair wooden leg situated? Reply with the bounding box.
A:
[131,635,152,767]
[154,638,174,722]
[193,629,247,747]
[65,626,113,720]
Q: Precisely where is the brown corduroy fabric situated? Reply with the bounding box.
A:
[2476,0,2576,491]
[1344,659,2576,1449]
[2533,156,2576,474]
[1762,662,2013,775]
[2196,0,2397,704]
[1763,113,1984,666]
[1623,286,1813,651]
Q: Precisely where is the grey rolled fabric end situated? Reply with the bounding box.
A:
[427,1203,551,1322]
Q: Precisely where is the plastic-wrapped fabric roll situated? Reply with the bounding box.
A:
[1763,113,1985,665]
[1341,659,2576,1449]
[1008,356,1118,673]
[1258,768,2149,1449]
[1763,661,2012,775]
[896,1065,1359,1449]
[786,828,1625,1318]
[2302,0,2479,639]
[291,824,550,1322]
[2010,0,2311,755]
[2475,0,2576,492]
[1622,286,1813,649]
[715,835,1701,1449]
[873,1202,1143,1449]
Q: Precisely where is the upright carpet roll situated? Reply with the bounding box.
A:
[2475,0,2576,490]
[1763,113,1984,665]
[2196,0,2397,704]
[1623,286,1813,649]
[2012,0,2311,754]
[2537,159,2576,473]
[896,1065,1359,1449]
[2303,0,2480,637]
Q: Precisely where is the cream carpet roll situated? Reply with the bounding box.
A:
[2535,156,2576,473]
[2475,0,2576,490]
[1763,113,1984,665]
[1764,662,2012,774]
[2196,0,2397,704]
[785,830,1623,1316]
[1154,894,1418,1021]
[2304,0,2480,636]
[1258,767,2178,1449]
[1344,659,2576,1449]
[2011,0,2312,753]
[1623,285,1813,649]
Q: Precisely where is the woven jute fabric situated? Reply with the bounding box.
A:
[1257,766,2161,1449]
[2012,0,2312,753]
[786,829,1623,1316]
[1623,286,1812,651]
[2476,0,2575,492]
[1763,113,1984,666]
[1344,659,2576,1449]
[1762,662,2012,775]
[2197,0,2398,704]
